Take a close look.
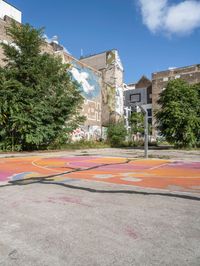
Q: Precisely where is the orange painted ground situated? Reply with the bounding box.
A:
[0,156,200,193]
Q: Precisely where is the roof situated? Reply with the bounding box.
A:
[79,49,118,60]
[153,64,200,75]
[127,75,151,87]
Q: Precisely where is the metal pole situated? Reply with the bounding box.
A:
[140,106,148,159]
[144,110,148,159]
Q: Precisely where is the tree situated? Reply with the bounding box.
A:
[129,111,152,139]
[107,122,127,147]
[0,22,84,151]
[129,112,144,135]
[155,79,200,148]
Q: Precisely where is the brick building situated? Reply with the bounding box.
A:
[152,64,200,137]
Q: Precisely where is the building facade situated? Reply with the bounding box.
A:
[124,76,152,132]
[152,64,200,137]
[80,50,124,126]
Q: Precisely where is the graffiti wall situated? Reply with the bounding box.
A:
[71,125,101,141]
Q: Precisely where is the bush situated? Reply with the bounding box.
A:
[107,122,127,147]
[48,139,110,150]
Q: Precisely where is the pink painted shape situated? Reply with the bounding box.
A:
[69,161,100,168]
[57,156,97,162]
[0,172,12,181]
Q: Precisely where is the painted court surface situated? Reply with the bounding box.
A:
[0,156,200,193]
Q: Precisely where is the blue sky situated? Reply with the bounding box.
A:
[9,0,200,83]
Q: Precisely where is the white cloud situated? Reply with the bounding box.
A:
[138,0,200,35]
[138,0,167,33]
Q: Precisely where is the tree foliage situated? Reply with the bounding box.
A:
[0,22,84,151]
[155,79,200,148]
[107,121,127,147]
[129,112,144,135]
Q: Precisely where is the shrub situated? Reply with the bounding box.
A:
[107,122,127,147]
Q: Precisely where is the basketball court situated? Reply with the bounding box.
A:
[1,155,200,194]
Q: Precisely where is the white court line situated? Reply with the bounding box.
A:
[149,162,171,171]
[31,158,64,174]
[31,156,134,173]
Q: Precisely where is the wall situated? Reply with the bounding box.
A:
[0,0,21,23]
[60,52,102,140]
[80,49,124,126]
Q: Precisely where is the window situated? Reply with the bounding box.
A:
[147,109,152,117]
[163,77,168,82]
[130,93,141,103]
[148,118,152,125]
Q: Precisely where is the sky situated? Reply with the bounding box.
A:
[8,0,200,84]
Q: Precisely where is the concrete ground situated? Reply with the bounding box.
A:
[0,147,200,161]
[0,150,200,265]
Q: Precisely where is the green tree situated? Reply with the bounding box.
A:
[0,22,84,151]
[107,122,127,147]
[129,112,144,135]
[155,79,200,148]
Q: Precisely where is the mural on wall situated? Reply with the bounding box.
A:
[70,60,101,100]
[67,59,102,140]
